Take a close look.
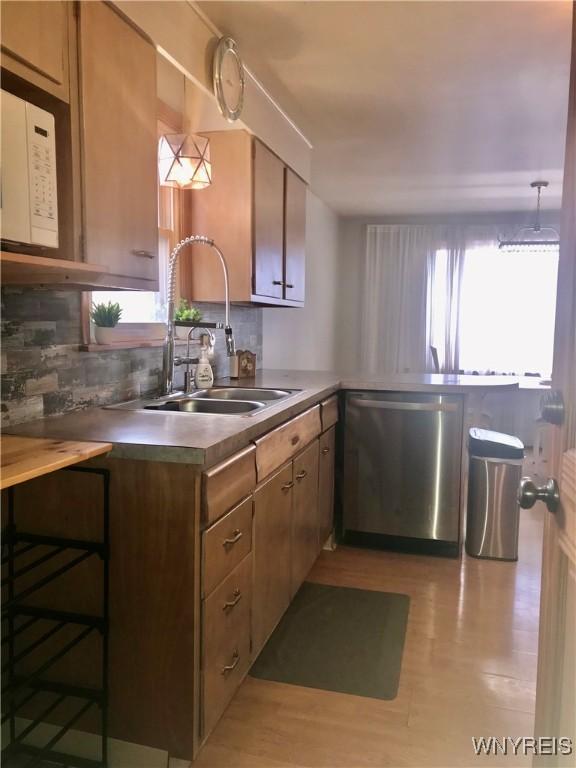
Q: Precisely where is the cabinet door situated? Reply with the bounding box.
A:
[1,1,69,100]
[252,463,293,657]
[284,168,306,303]
[318,427,336,548]
[253,139,284,300]
[78,2,158,284]
[291,440,320,597]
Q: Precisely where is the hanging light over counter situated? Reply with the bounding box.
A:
[158,133,211,189]
[498,181,560,251]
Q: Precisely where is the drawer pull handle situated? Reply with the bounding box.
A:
[272,280,284,286]
[322,447,330,455]
[131,249,155,259]
[285,283,294,289]
[223,529,243,548]
[221,650,240,676]
[281,481,294,492]
[296,470,307,481]
[223,588,242,612]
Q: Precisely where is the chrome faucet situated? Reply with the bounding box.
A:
[162,236,235,395]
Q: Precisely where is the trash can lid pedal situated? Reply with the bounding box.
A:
[468,428,524,459]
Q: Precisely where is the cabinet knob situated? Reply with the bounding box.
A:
[321,447,330,455]
[281,480,294,492]
[285,283,294,289]
[131,249,155,259]
[221,650,240,676]
[272,280,284,286]
[222,529,243,548]
[296,470,307,481]
[223,588,242,612]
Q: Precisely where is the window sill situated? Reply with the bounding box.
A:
[80,339,187,352]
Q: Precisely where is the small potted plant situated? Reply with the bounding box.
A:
[91,301,123,345]
[174,299,202,339]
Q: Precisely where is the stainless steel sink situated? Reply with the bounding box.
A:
[144,398,264,414]
[106,386,300,416]
[190,387,295,401]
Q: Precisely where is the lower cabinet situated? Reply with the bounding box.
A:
[252,463,293,656]
[291,440,320,597]
[318,426,336,547]
[202,553,252,737]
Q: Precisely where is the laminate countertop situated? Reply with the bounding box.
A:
[5,370,532,467]
[0,435,112,489]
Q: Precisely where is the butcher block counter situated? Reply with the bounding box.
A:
[0,435,112,489]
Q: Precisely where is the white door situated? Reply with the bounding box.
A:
[520,12,576,766]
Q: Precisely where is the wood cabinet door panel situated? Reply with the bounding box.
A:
[1,1,69,93]
[79,2,158,283]
[284,168,306,302]
[291,440,320,597]
[253,139,284,299]
[318,427,336,548]
[252,463,293,656]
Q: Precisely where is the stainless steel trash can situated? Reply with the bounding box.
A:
[466,428,525,561]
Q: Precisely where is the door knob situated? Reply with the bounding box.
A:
[518,477,560,513]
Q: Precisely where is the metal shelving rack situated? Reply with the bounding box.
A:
[1,466,110,768]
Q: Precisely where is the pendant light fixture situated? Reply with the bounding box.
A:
[158,133,212,189]
[498,181,560,251]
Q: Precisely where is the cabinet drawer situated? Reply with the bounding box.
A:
[202,553,252,738]
[254,406,321,481]
[321,396,339,432]
[202,496,253,597]
[202,444,256,525]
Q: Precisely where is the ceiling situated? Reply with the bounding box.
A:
[198,0,572,216]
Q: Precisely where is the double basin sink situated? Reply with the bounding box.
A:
[110,387,300,416]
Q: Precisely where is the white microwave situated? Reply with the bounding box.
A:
[1,89,59,249]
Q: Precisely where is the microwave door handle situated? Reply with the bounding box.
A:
[349,399,459,413]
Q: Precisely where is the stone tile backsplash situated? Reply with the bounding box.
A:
[1,289,262,426]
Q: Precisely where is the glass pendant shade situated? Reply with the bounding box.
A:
[158,133,211,189]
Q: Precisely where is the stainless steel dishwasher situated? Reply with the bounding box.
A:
[342,391,464,556]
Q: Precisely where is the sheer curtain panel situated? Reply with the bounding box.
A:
[360,225,435,374]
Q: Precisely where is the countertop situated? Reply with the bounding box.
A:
[0,435,113,489]
[5,370,536,468]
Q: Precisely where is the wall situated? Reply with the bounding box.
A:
[0,290,262,426]
[263,193,340,371]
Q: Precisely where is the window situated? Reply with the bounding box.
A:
[430,244,559,377]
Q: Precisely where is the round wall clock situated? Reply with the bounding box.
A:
[213,37,245,122]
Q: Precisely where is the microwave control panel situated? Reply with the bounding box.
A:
[26,102,59,248]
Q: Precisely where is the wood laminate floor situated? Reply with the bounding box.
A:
[190,506,544,768]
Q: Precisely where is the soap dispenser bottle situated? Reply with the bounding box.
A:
[194,345,214,389]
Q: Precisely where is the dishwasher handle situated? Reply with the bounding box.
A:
[349,398,459,413]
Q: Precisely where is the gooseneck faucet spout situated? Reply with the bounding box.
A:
[162,236,235,395]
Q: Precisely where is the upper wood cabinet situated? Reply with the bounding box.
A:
[182,131,306,307]
[78,2,159,287]
[284,167,307,303]
[1,1,71,102]
[253,139,285,300]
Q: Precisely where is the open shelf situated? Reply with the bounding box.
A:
[1,251,157,291]
[1,465,110,768]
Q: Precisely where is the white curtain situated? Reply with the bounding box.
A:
[360,225,437,374]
